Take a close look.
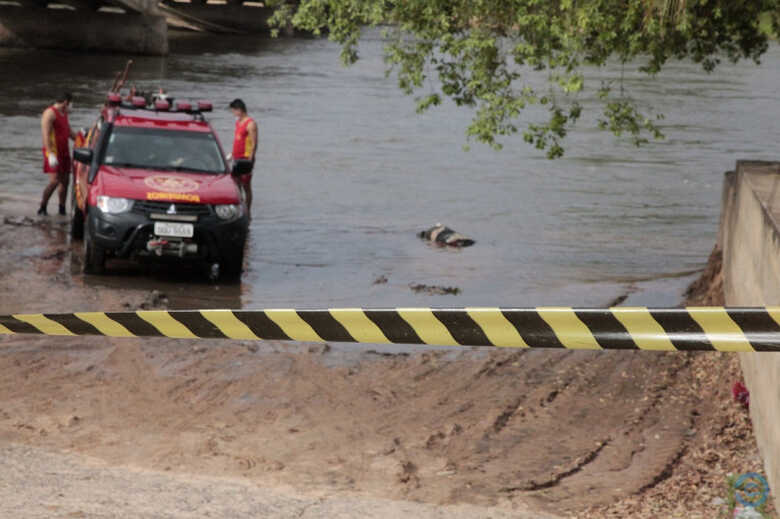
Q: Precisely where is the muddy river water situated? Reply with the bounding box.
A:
[2,34,779,310]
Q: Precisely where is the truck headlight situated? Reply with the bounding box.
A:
[97,196,132,214]
[215,204,242,220]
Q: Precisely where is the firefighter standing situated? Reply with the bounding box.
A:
[229,98,258,213]
[39,93,79,216]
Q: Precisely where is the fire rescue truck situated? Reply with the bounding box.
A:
[71,93,252,280]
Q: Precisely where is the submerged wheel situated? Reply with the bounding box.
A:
[70,183,84,240]
[71,207,84,240]
[220,245,245,281]
[83,214,106,274]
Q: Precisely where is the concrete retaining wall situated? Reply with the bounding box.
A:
[162,2,272,32]
[0,5,168,55]
[720,160,780,510]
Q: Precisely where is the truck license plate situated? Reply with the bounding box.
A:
[154,222,194,238]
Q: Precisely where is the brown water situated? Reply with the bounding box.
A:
[2,32,778,310]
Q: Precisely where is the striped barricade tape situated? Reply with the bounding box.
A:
[1,307,779,352]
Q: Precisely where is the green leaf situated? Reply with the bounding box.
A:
[267,0,778,158]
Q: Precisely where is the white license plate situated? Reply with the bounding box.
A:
[154,222,194,238]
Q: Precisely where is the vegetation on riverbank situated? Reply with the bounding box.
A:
[268,0,778,158]
[760,12,778,38]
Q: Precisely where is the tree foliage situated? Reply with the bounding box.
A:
[268,0,778,157]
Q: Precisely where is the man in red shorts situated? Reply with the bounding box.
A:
[229,98,258,214]
[39,93,79,216]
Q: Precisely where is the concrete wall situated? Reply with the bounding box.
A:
[0,5,168,55]
[116,0,161,14]
[720,160,780,510]
[161,2,272,32]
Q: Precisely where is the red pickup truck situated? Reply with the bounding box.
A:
[71,94,252,280]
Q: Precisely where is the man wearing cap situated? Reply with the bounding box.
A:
[229,98,258,213]
[39,92,80,216]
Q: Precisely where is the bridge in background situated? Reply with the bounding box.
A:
[160,0,273,33]
[0,0,278,55]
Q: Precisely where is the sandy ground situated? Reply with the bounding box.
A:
[0,216,772,518]
[0,443,553,519]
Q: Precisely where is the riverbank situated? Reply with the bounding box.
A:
[588,248,775,518]
[0,215,773,517]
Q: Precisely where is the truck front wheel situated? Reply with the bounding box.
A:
[220,245,245,281]
[70,185,84,240]
[83,215,106,274]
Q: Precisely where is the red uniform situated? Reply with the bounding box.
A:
[232,117,256,186]
[232,117,256,161]
[42,106,71,175]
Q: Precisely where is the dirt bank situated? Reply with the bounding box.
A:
[0,218,771,517]
[683,244,725,306]
[590,246,773,518]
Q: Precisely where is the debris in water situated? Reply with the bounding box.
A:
[3,215,53,228]
[418,223,475,248]
[373,275,388,285]
[608,294,629,307]
[4,216,35,226]
[409,283,461,296]
[124,290,169,310]
[607,284,639,307]
[40,249,67,261]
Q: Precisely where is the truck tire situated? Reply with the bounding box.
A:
[220,245,245,281]
[83,214,106,274]
[70,185,84,240]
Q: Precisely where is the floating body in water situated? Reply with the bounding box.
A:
[418,223,475,248]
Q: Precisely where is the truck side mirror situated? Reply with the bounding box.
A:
[232,159,253,176]
[73,148,93,165]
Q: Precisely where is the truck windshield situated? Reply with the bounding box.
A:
[102,127,226,174]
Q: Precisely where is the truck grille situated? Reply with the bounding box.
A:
[132,201,212,217]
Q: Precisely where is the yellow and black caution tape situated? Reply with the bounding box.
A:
[1,307,779,352]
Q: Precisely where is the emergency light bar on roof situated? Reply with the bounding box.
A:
[104,93,214,116]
